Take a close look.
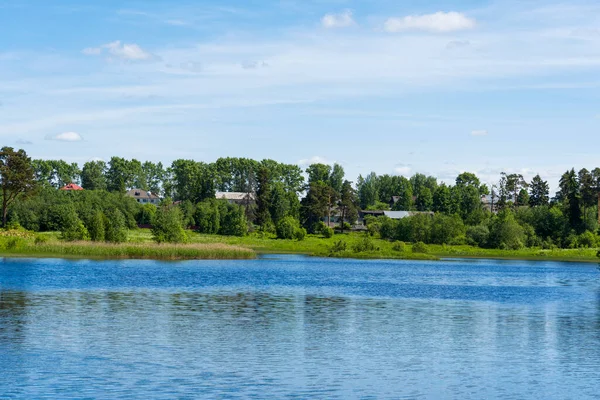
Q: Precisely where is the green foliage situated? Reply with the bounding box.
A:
[352,235,378,253]
[487,210,525,250]
[105,209,128,243]
[330,239,347,253]
[34,234,49,245]
[195,199,221,234]
[322,226,334,238]
[430,214,465,244]
[392,241,407,252]
[137,203,156,225]
[466,224,490,247]
[220,203,248,237]
[276,216,301,240]
[152,206,187,244]
[412,241,429,253]
[60,209,90,242]
[577,231,598,248]
[294,227,307,241]
[88,210,106,242]
[0,147,37,227]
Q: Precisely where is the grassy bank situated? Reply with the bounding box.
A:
[3,229,600,262]
[0,234,255,260]
[153,230,600,262]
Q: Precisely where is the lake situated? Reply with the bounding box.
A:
[1,255,599,399]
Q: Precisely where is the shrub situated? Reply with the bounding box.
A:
[276,216,298,239]
[105,209,128,243]
[87,210,106,242]
[322,226,334,238]
[352,235,378,253]
[61,212,90,242]
[392,241,406,252]
[5,237,25,250]
[412,241,429,254]
[34,235,49,245]
[294,227,307,241]
[578,231,598,248]
[152,206,187,244]
[330,240,347,253]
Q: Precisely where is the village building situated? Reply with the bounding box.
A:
[126,189,160,205]
[60,183,84,191]
[215,192,256,206]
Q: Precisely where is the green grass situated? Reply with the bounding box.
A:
[428,244,600,263]
[0,233,255,260]
[3,229,600,262]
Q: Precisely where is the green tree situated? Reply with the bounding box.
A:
[81,160,107,190]
[0,147,36,227]
[338,180,359,232]
[391,177,413,211]
[415,187,433,211]
[432,184,451,213]
[87,209,106,242]
[219,203,248,236]
[152,206,187,243]
[356,172,379,209]
[195,199,221,234]
[105,208,128,243]
[106,157,133,193]
[255,167,272,229]
[528,174,549,207]
[487,210,525,249]
[558,169,582,232]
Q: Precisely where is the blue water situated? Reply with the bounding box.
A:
[1,255,599,399]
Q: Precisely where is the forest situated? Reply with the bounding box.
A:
[1,146,600,251]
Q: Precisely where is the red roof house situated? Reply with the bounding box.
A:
[60,183,84,191]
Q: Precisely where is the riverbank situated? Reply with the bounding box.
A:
[2,229,600,262]
[0,236,255,260]
[131,230,600,263]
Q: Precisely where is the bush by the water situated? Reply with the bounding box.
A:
[412,241,429,253]
[352,235,378,253]
[152,206,187,244]
[392,241,407,252]
[276,216,306,240]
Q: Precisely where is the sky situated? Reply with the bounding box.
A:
[1,0,600,191]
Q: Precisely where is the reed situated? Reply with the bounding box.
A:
[0,238,255,260]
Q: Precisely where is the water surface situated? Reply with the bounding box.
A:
[1,255,599,399]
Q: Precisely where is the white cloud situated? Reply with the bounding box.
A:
[16,138,32,145]
[471,130,488,136]
[82,41,159,62]
[298,156,332,166]
[394,164,412,175]
[384,12,476,33]
[321,10,355,29]
[45,132,83,142]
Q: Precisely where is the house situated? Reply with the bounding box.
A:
[60,183,84,191]
[358,209,433,225]
[126,189,160,205]
[215,192,256,206]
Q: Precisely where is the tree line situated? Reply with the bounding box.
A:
[1,146,600,249]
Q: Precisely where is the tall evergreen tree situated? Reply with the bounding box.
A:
[255,167,272,229]
[528,174,549,207]
[0,147,36,227]
[558,169,582,232]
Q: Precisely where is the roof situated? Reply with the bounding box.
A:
[126,189,160,199]
[383,211,434,219]
[215,192,256,201]
[383,211,411,219]
[60,183,84,191]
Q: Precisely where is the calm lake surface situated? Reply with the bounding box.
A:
[1,255,599,399]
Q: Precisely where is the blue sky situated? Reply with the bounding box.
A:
[1,0,599,189]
